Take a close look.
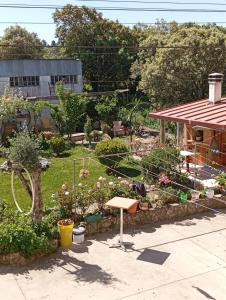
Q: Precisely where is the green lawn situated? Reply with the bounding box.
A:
[0,146,141,211]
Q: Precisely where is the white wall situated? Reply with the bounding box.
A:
[0,75,83,97]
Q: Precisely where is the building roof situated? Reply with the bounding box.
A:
[0,59,82,77]
[149,98,226,129]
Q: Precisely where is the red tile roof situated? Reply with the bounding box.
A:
[149,98,226,129]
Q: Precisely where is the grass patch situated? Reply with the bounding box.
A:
[0,146,141,210]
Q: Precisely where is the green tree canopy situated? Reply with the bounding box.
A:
[0,26,44,59]
[53,5,138,91]
[131,24,226,108]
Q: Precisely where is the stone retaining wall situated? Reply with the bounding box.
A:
[0,239,58,266]
[86,199,226,235]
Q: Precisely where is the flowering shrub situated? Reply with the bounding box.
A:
[55,177,143,220]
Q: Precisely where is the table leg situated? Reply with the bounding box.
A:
[109,207,126,251]
[186,156,190,173]
[120,207,123,244]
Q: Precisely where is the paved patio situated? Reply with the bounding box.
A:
[1,210,226,300]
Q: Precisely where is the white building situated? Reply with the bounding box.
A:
[0,59,83,97]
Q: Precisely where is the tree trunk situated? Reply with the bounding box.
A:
[32,168,43,223]
[15,170,32,199]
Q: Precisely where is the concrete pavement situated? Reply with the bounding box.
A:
[1,210,226,300]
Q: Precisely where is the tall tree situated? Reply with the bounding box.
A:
[131,24,226,108]
[53,5,138,91]
[0,26,44,59]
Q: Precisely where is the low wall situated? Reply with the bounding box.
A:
[86,199,226,235]
[0,239,58,266]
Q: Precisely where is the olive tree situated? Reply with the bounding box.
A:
[9,130,43,223]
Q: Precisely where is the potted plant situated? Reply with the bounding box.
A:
[215,173,226,193]
[139,197,149,211]
[57,219,74,248]
[205,188,214,199]
[190,190,201,201]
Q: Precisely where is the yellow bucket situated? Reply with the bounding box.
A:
[58,221,74,248]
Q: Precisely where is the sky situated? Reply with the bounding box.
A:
[1,0,226,43]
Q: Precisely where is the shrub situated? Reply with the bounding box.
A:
[91,130,103,142]
[158,186,179,205]
[49,137,65,156]
[95,138,128,169]
[0,221,51,257]
[141,147,180,182]
[0,207,59,257]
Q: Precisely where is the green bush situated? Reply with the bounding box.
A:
[141,147,180,182]
[0,204,60,257]
[49,137,65,156]
[95,138,128,168]
[0,221,51,257]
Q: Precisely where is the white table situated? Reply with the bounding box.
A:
[106,197,138,251]
[180,150,195,173]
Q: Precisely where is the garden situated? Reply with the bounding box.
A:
[0,84,226,265]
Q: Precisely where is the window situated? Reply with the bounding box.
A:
[10,76,40,87]
[50,75,78,85]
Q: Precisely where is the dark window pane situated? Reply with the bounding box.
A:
[15,77,18,87]
[10,77,14,87]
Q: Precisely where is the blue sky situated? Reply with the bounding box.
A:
[1,0,226,43]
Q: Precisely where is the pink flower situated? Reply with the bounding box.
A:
[159,174,170,185]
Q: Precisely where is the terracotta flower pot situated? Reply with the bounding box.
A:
[127,202,138,214]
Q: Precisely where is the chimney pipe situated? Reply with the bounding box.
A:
[208,73,224,104]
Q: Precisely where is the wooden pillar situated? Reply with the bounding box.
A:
[183,124,188,147]
[160,119,165,145]
[176,122,180,146]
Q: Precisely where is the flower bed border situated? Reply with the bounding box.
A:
[85,199,226,235]
[0,239,59,266]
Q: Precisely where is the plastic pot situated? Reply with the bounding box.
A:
[179,192,188,203]
[84,212,102,223]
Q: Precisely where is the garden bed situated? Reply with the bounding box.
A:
[85,198,226,235]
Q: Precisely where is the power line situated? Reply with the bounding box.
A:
[3,4,226,13]
[79,0,226,5]
[0,44,226,50]
[1,21,226,25]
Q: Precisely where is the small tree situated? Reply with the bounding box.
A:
[9,130,43,223]
[31,100,49,131]
[54,83,86,137]
[84,116,92,148]
[95,94,119,125]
